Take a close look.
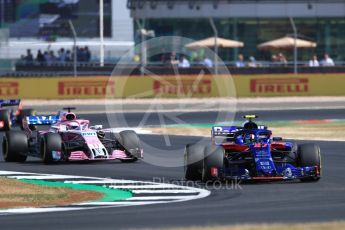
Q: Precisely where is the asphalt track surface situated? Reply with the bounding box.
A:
[88,108,345,127]
[0,109,345,230]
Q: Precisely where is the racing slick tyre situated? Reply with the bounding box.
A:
[2,131,28,162]
[0,110,11,131]
[184,143,205,181]
[297,143,321,182]
[19,109,37,131]
[118,130,142,163]
[41,133,62,164]
[202,145,224,182]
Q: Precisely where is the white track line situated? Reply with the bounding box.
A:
[127,196,192,201]
[0,207,84,215]
[108,184,181,189]
[64,180,153,184]
[77,201,167,206]
[132,190,197,194]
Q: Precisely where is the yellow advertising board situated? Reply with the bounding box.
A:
[233,74,345,97]
[0,77,114,99]
[0,74,344,99]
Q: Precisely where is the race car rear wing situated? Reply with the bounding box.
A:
[212,126,242,136]
[0,99,21,108]
[26,115,60,125]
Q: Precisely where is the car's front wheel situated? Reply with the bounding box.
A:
[118,130,142,161]
[41,133,62,164]
[298,143,321,182]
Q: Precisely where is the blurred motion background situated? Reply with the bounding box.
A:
[0,0,344,76]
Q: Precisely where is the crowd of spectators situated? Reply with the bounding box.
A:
[21,46,337,69]
[130,50,339,70]
[308,53,335,67]
[149,51,215,69]
[21,46,91,65]
[148,51,338,69]
[235,52,336,68]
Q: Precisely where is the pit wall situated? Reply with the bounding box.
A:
[0,74,344,99]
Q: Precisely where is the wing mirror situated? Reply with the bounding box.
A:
[90,125,103,130]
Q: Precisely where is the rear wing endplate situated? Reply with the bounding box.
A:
[0,99,21,107]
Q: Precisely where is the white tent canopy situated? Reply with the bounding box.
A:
[257,36,317,49]
[185,37,244,48]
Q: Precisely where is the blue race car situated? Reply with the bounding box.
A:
[0,99,36,131]
[184,115,321,182]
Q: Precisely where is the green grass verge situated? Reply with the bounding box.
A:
[21,179,132,202]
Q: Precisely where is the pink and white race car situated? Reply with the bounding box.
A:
[2,108,143,164]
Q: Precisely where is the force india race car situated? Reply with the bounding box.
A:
[185,115,321,182]
[0,99,36,131]
[2,108,143,164]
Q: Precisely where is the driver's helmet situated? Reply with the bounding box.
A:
[67,121,80,130]
[243,121,258,130]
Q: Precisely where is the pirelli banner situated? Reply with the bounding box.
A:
[235,74,345,97]
[0,74,344,99]
[0,76,234,99]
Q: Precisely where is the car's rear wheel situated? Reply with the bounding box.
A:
[298,143,321,182]
[41,133,62,164]
[202,145,224,182]
[184,143,205,181]
[0,110,11,131]
[2,131,28,162]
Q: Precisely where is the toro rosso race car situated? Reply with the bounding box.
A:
[0,99,36,131]
[185,115,321,182]
[2,108,143,164]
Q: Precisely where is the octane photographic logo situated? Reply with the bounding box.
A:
[105,36,237,167]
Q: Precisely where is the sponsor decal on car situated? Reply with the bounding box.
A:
[81,132,97,136]
[250,78,308,94]
[0,82,19,96]
[27,116,59,125]
[58,80,115,96]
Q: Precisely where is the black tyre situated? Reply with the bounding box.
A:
[184,143,205,181]
[202,145,224,182]
[298,143,321,182]
[19,109,37,130]
[2,131,28,162]
[41,133,62,164]
[118,130,142,162]
[0,110,11,131]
